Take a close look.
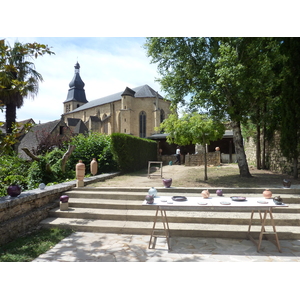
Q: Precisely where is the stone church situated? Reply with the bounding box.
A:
[62,62,171,138]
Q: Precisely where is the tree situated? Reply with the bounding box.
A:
[0,39,54,134]
[277,38,300,179]
[159,112,225,180]
[144,37,281,177]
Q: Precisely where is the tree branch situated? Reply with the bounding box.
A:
[21,147,40,161]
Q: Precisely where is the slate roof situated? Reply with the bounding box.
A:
[17,120,64,159]
[64,84,164,115]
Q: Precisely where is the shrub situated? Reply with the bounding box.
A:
[67,132,118,174]
[0,155,30,197]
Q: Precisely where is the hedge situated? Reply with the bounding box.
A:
[111,133,157,172]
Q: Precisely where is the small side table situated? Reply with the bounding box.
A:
[148,161,163,178]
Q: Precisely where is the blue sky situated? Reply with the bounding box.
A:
[1,2,296,125]
[0,37,162,123]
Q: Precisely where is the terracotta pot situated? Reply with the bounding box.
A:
[201,189,210,198]
[263,189,272,199]
[76,160,85,181]
[163,178,172,188]
[90,158,98,176]
[7,185,21,197]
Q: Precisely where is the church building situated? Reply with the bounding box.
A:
[62,62,171,138]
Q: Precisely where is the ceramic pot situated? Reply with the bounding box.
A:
[90,158,98,176]
[39,183,46,190]
[263,189,272,199]
[216,189,223,196]
[145,194,154,204]
[148,187,157,197]
[60,195,69,203]
[215,147,220,151]
[201,189,210,198]
[76,160,85,181]
[283,179,291,188]
[163,178,172,188]
[7,185,21,197]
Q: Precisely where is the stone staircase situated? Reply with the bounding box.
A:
[40,187,300,240]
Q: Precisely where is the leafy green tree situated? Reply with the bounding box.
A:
[0,39,54,134]
[160,112,225,180]
[277,38,300,178]
[145,37,282,177]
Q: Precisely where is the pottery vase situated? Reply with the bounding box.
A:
[76,160,85,181]
[145,194,154,204]
[148,187,157,197]
[39,183,46,190]
[60,195,69,203]
[283,179,291,188]
[201,189,210,198]
[263,189,272,199]
[163,178,172,188]
[216,189,223,196]
[90,158,98,176]
[7,185,21,197]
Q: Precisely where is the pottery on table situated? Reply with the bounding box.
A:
[216,189,223,196]
[263,189,272,199]
[148,187,157,197]
[145,194,154,204]
[201,189,210,198]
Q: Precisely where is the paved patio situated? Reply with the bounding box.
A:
[32,232,300,262]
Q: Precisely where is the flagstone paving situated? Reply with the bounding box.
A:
[32,232,300,262]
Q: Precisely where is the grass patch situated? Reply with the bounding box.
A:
[0,227,73,262]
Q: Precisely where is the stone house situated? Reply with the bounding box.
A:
[62,62,171,138]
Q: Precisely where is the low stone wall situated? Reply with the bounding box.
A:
[184,152,221,166]
[0,172,119,246]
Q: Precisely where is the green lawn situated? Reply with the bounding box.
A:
[0,227,73,262]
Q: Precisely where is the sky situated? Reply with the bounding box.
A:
[0,37,162,124]
[2,1,298,126]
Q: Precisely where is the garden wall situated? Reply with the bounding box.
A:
[159,152,221,166]
[0,173,119,246]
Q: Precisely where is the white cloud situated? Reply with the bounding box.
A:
[0,37,162,124]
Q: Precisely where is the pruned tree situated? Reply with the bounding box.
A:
[159,112,225,180]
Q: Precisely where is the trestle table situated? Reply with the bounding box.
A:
[143,195,288,252]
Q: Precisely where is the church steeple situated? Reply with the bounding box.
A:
[63,62,88,113]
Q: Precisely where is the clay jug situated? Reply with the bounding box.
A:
[90,158,98,175]
[201,189,210,198]
[263,189,272,199]
[76,160,85,181]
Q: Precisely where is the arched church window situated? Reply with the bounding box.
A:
[139,111,146,138]
[160,109,165,123]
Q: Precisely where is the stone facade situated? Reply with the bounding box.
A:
[62,64,171,138]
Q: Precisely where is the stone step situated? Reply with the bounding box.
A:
[39,217,300,240]
[67,198,300,213]
[49,207,300,226]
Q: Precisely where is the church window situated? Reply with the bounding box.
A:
[160,109,165,123]
[139,111,146,138]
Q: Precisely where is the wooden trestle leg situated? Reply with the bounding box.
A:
[247,209,282,252]
[148,207,171,250]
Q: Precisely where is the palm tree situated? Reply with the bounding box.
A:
[0,40,54,134]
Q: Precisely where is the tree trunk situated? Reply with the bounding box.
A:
[61,145,76,173]
[256,124,261,169]
[204,143,208,180]
[231,120,252,177]
[5,102,17,134]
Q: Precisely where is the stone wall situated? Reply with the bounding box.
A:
[244,133,296,174]
[0,173,119,246]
